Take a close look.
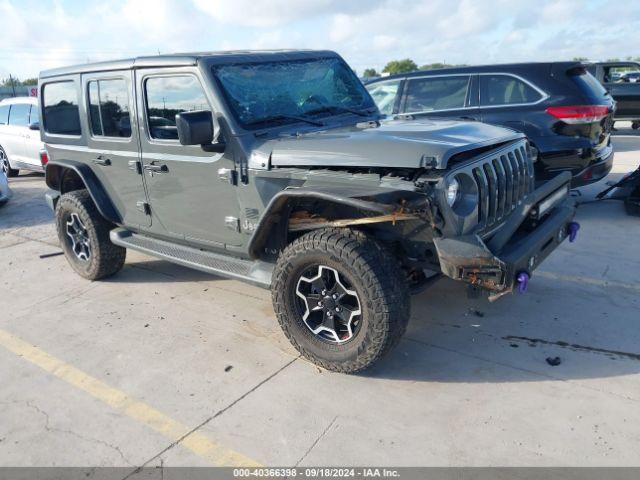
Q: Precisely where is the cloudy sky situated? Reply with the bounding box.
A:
[1,0,639,80]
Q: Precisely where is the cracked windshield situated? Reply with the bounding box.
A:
[212,57,375,128]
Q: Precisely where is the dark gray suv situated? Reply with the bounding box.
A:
[39,50,577,373]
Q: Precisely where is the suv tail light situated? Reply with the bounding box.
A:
[39,150,49,166]
[545,105,610,124]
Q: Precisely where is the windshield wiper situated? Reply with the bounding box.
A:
[304,105,375,117]
[246,114,324,128]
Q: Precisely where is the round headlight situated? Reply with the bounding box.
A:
[446,178,460,206]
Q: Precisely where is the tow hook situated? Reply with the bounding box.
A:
[567,222,580,242]
[516,271,530,294]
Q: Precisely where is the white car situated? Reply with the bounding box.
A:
[0,97,47,177]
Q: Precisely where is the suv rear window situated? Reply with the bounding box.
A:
[8,103,30,127]
[480,75,542,106]
[43,81,81,136]
[88,79,131,138]
[570,69,609,101]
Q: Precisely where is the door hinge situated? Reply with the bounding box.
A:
[224,216,240,232]
[218,167,237,185]
[128,160,142,174]
[136,201,151,215]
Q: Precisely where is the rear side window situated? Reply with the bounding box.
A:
[144,75,209,140]
[88,79,131,138]
[366,79,401,115]
[480,74,542,106]
[43,81,81,135]
[0,104,9,124]
[8,103,31,126]
[404,76,470,113]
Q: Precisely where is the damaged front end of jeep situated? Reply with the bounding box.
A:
[255,137,577,300]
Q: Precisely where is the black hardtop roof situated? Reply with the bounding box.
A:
[40,49,340,79]
[367,61,585,83]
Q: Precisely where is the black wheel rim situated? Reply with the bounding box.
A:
[65,213,91,262]
[295,264,362,343]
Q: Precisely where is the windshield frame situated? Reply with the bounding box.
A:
[209,56,379,131]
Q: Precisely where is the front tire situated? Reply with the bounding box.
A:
[55,190,126,280]
[272,228,410,373]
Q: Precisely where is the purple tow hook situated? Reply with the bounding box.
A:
[516,272,530,294]
[568,222,580,243]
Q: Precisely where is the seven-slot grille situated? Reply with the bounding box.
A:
[471,142,534,230]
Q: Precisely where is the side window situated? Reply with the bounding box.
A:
[29,105,39,125]
[0,104,9,125]
[88,79,131,138]
[366,79,402,115]
[43,81,81,135]
[480,75,542,106]
[8,104,31,127]
[144,76,209,140]
[404,76,470,113]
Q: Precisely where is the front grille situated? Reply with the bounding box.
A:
[471,142,534,230]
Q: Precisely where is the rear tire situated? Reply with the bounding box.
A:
[0,146,19,177]
[272,228,410,373]
[632,121,640,130]
[55,190,126,280]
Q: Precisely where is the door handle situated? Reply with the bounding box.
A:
[458,116,477,121]
[93,156,111,166]
[143,163,168,174]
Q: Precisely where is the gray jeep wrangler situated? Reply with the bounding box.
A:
[39,50,578,373]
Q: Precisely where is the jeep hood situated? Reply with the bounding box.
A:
[259,118,524,170]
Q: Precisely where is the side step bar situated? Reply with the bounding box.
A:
[110,228,273,289]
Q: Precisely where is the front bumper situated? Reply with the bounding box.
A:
[433,172,576,297]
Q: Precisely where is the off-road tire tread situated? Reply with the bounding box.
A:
[55,189,126,280]
[272,227,410,373]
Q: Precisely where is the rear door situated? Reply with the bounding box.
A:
[81,71,150,228]
[22,104,43,168]
[5,103,31,164]
[135,67,242,248]
[478,73,546,134]
[399,74,477,120]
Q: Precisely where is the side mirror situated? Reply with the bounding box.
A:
[176,110,224,153]
[29,122,40,131]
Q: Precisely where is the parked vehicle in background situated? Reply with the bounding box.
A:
[587,62,640,129]
[0,97,48,177]
[0,168,11,205]
[366,62,616,187]
[39,50,577,373]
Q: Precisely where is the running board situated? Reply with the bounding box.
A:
[110,228,272,288]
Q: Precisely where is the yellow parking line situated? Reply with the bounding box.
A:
[0,328,260,467]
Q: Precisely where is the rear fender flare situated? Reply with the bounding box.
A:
[46,160,120,223]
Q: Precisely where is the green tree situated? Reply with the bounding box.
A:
[362,68,378,78]
[572,57,589,61]
[382,59,418,75]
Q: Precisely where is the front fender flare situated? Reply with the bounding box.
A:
[46,159,121,223]
[247,186,403,259]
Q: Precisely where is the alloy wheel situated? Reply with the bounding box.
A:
[0,149,8,175]
[295,265,362,343]
[66,213,91,261]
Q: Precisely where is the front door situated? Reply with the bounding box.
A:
[82,71,150,228]
[400,74,475,120]
[135,67,242,249]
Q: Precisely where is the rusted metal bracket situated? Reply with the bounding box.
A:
[288,212,420,232]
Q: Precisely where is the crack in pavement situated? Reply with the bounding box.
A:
[295,415,338,467]
[122,356,299,478]
[17,400,134,466]
[404,336,639,403]
[504,336,640,362]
